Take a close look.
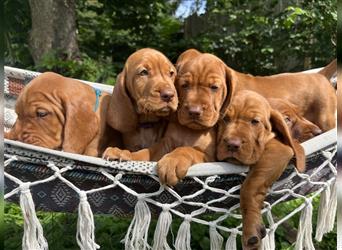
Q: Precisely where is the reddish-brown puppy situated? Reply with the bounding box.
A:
[106,48,178,151]
[104,49,235,185]
[217,90,305,250]
[5,72,120,156]
[268,98,322,142]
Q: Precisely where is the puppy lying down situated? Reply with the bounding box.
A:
[217,90,305,250]
[5,72,121,156]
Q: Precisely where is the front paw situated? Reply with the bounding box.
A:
[157,153,191,186]
[102,147,132,161]
[242,223,266,250]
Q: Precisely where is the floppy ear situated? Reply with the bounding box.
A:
[61,91,99,154]
[220,66,237,115]
[106,72,138,133]
[270,109,305,172]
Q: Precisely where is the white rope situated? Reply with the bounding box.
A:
[174,215,192,250]
[225,229,237,250]
[152,205,173,250]
[209,223,224,250]
[124,198,152,250]
[20,183,48,250]
[76,191,100,250]
[295,200,315,250]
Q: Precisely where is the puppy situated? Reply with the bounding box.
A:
[104,49,235,186]
[217,90,305,250]
[5,72,120,156]
[268,98,322,142]
[106,48,178,151]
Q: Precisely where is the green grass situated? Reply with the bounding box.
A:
[4,196,336,250]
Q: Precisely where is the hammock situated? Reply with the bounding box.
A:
[4,66,337,250]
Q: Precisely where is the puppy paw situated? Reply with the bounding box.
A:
[157,153,191,186]
[243,224,266,250]
[102,147,132,161]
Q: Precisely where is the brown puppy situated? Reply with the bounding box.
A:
[217,90,305,250]
[106,48,178,151]
[229,61,336,132]
[5,72,120,156]
[104,50,235,185]
[268,98,322,142]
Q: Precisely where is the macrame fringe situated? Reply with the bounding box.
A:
[295,201,314,250]
[225,231,237,250]
[124,198,151,250]
[20,183,48,250]
[315,183,330,241]
[261,229,275,250]
[325,179,337,233]
[76,191,100,250]
[152,206,172,250]
[209,225,223,250]
[174,216,191,250]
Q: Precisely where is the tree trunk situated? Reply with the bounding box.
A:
[28,0,79,65]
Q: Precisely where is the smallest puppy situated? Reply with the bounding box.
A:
[5,72,121,156]
[217,90,305,250]
[268,98,322,142]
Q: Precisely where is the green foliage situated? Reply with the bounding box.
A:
[4,0,336,81]
[191,0,336,74]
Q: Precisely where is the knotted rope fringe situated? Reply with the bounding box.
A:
[152,206,172,250]
[124,198,151,250]
[76,191,100,250]
[174,215,191,250]
[20,183,48,250]
[325,179,337,233]
[225,230,237,250]
[315,182,331,241]
[209,224,224,250]
[295,200,314,250]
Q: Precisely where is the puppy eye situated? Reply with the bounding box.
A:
[210,85,219,91]
[36,111,48,118]
[181,83,189,89]
[251,119,260,125]
[223,116,230,123]
[139,69,149,76]
[170,70,175,77]
[284,116,291,124]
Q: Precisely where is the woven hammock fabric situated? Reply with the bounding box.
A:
[4,66,337,250]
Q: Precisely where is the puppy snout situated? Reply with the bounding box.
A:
[188,105,203,119]
[224,137,242,152]
[160,89,175,103]
[312,127,322,136]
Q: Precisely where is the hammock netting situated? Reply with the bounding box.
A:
[4,66,337,250]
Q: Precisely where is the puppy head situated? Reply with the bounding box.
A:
[176,53,236,130]
[107,48,178,133]
[268,98,322,142]
[5,72,99,154]
[217,90,305,171]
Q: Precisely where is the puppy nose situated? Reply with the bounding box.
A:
[188,106,203,118]
[312,127,322,136]
[160,89,174,103]
[224,138,242,152]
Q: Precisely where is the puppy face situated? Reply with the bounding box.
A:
[5,72,99,154]
[107,48,178,132]
[125,49,178,116]
[217,91,274,165]
[268,98,322,142]
[9,89,64,149]
[176,53,234,130]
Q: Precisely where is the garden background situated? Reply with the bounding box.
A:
[4,0,337,249]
